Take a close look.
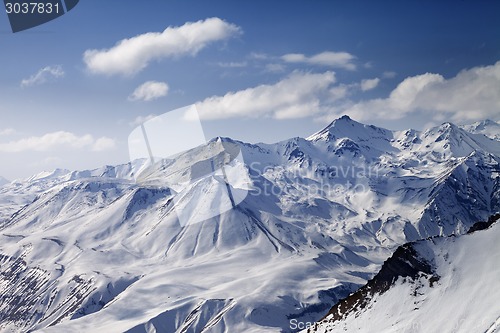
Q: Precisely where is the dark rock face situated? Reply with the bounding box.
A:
[467,213,500,234]
[321,242,439,323]
[319,214,500,328]
[0,254,96,331]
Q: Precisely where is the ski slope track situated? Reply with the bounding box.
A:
[0,116,498,332]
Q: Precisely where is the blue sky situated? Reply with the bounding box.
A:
[0,0,499,180]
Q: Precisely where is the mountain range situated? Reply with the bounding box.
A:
[0,116,499,332]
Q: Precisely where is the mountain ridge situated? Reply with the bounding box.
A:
[0,176,9,187]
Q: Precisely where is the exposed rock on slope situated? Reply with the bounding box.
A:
[306,215,500,333]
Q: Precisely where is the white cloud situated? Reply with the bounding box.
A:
[282,54,307,63]
[329,85,349,101]
[281,51,356,70]
[383,71,397,78]
[217,61,247,68]
[130,114,157,127]
[339,73,444,120]
[249,52,269,60]
[0,131,116,153]
[92,137,116,152]
[337,61,500,122]
[363,62,373,69]
[21,65,64,87]
[194,71,336,120]
[128,81,169,101]
[0,128,16,136]
[84,17,241,76]
[32,156,63,167]
[360,78,380,91]
[265,63,286,73]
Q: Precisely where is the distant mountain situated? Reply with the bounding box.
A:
[305,215,500,333]
[461,119,500,141]
[0,116,498,332]
[0,176,9,187]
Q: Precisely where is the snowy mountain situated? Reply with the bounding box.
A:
[461,119,500,141]
[305,215,500,333]
[0,116,498,332]
[0,176,9,187]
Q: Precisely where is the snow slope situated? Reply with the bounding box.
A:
[0,116,498,332]
[461,119,500,141]
[306,216,500,333]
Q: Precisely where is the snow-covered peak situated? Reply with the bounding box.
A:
[68,163,138,181]
[306,116,395,160]
[307,115,391,142]
[392,128,422,150]
[0,176,9,187]
[419,121,500,159]
[24,168,71,182]
[424,121,460,137]
[461,119,500,141]
[16,163,139,187]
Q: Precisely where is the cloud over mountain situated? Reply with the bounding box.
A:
[195,71,336,120]
[339,61,500,123]
[83,18,241,76]
[0,131,115,153]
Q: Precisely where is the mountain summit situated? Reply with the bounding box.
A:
[461,118,500,141]
[0,176,9,187]
[307,115,391,143]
